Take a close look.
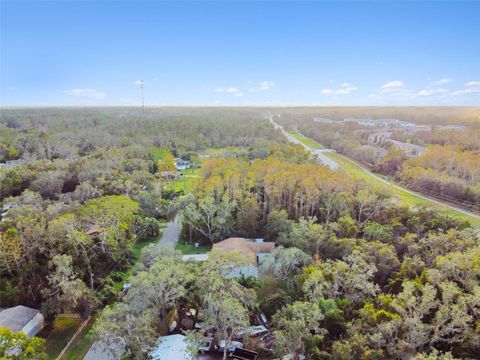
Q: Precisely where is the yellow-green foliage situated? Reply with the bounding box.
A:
[0,327,47,360]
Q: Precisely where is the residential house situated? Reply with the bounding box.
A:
[0,305,45,338]
[175,159,190,171]
[212,238,275,278]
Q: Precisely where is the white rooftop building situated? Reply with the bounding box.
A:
[150,334,192,360]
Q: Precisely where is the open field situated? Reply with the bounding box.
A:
[288,132,480,226]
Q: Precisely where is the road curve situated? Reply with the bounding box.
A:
[269,115,480,223]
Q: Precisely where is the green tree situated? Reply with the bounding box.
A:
[181,196,235,244]
[0,327,47,360]
[303,251,378,308]
[273,301,326,359]
[260,246,311,287]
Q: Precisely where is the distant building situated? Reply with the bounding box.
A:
[313,117,335,124]
[0,305,45,338]
[367,131,425,157]
[344,118,416,128]
[159,171,182,179]
[175,159,190,171]
[212,238,275,278]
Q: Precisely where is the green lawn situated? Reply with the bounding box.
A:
[44,316,82,359]
[58,317,96,360]
[165,168,200,194]
[290,133,480,226]
[175,239,211,254]
[204,146,243,156]
[288,132,324,149]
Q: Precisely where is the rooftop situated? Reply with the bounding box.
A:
[212,238,275,266]
[0,305,40,332]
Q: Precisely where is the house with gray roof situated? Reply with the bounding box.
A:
[0,305,45,337]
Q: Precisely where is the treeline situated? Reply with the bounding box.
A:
[277,115,480,209]
[181,156,480,359]
[273,106,480,126]
[0,107,283,162]
[182,157,365,242]
[399,145,480,206]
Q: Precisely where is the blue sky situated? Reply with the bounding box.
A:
[1,1,479,106]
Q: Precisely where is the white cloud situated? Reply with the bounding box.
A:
[369,81,414,100]
[465,81,480,87]
[451,81,480,96]
[234,92,244,97]
[64,88,105,100]
[416,88,448,97]
[135,80,144,85]
[215,87,238,93]
[259,81,275,90]
[381,80,404,89]
[249,81,275,92]
[369,78,479,102]
[321,83,358,96]
[431,78,453,86]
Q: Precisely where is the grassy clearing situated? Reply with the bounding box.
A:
[59,317,96,360]
[165,168,201,194]
[288,132,324,149]
[44,316,82,359]
[175,239,211,254]
[204,146,243,156]
[290,133,480,226]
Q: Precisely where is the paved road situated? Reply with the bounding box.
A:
[83,217,183,360]
[269,116,339,170]
[333,152,480,222]
[269,115,480,223]
[158,213,182,247]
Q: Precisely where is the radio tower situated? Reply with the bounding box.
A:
[139,80,144,120]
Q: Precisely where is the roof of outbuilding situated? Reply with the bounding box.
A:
[0,305,40,332]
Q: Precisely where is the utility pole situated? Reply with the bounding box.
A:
[139,80,144,120]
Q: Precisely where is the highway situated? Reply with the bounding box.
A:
[269,116,480,225]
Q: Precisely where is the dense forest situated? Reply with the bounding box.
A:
[180,156,479,359]
[0,108,479,360]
